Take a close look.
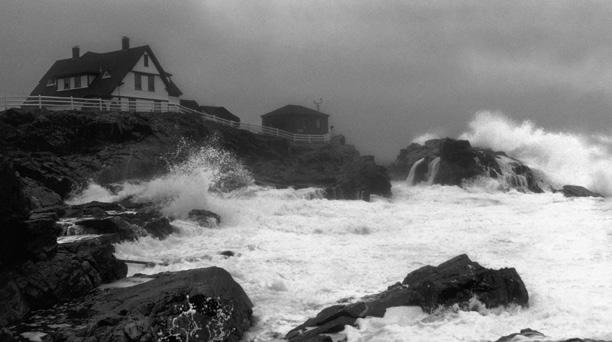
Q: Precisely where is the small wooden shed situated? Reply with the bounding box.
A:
[261,104,329,134]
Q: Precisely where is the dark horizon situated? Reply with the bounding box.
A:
[2,0,612,162]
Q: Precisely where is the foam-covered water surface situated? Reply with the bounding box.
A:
[110,182,612,341]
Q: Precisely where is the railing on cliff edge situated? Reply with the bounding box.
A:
[0,95,330,144]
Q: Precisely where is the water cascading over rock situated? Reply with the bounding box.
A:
[390,138,546,192]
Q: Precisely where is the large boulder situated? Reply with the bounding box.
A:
[286,255,528,342]
[389,138,544,192]
[326,156,391,200]
[5,267,253,342]
[559,185,603,198]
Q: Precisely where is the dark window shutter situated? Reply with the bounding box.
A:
[135,73,142,90]
[148,75,155,91]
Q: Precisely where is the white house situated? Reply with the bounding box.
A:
[30,37,182,112]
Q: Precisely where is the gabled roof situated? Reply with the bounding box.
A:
[261,104,329,118]
[200,106,241,122]
[30,45,182,98]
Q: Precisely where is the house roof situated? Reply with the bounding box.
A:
[200,106,241,122]
[180,99,200,110]
[30,45,182,98]
[261,104,329,118]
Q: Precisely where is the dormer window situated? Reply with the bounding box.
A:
[46,79,56,87]
[144,54,149,67]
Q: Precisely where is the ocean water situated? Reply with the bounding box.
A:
[68,113,612,341]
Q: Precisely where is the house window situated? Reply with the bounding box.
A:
[64,78,70,90]
[316,119,321,129]
[74,75,81,88]
[148,75,155,91]
[128,98,136,112]
[144,54,149,67]
[135,73,142,90]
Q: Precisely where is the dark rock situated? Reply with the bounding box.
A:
[22,214,62,262]
[0,159,32,268]
[401,254,529,311]
[0,236,126,326]
[495,328,610,342]
[220,250,235,258]
[286,254,528,342]
[64,200,124,217]
[326,155,391,200]
[9,267,253,342]
[21,177,63,208]
[495,328,546,342]
[74,217,144,242]
[188,209,221,227]
[389,138,544,192]
[560,185,603,198]
[143,217,177,239]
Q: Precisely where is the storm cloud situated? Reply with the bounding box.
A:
[2,0,612,162]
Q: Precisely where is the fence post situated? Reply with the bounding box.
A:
[38,95,42,109]
[70,96,74,110]
[99,98,103,111]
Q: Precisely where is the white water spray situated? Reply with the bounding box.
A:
[460,111,612,195]
[406,158,425,185]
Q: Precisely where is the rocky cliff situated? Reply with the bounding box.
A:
[0,108,390,206]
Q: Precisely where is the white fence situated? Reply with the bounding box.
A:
[1,95,330,144]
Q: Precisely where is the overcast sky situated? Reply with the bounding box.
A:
[2,0,612,162]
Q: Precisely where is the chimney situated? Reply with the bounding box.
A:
[122,36,130,50]
[72,46,80,59]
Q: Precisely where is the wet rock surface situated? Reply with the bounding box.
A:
[286,254,529,342]
[558,185,604,198]
[0,236,127,326]
[3,267,253,342]
[388,138,545,192]
[188,209,221,227]
[495,328,611,342]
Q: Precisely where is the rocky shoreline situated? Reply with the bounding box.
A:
[0,109,608,341]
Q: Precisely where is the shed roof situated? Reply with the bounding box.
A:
[30,45,182,98]
[261,104,329,118]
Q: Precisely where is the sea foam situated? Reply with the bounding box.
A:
[460,111,612,195]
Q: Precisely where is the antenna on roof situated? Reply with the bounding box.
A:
[313,98,323,112]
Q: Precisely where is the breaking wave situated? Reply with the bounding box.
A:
[68,141,253,217]
[459,111,612,195]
